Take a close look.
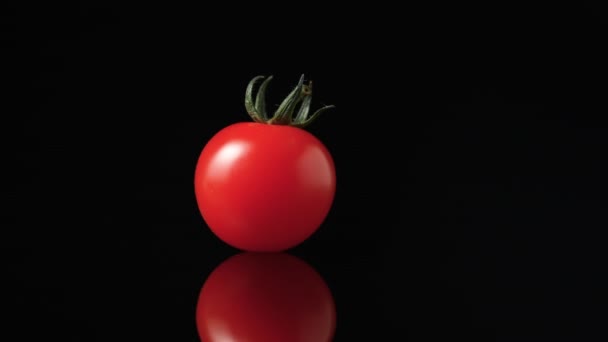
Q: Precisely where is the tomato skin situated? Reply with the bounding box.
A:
[194,122,336,252]
[196,252,336,342]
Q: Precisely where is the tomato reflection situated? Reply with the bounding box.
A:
[196,252,336,342]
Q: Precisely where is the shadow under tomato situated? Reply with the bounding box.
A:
[196,252,336,342]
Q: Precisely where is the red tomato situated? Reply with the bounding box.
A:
[196,252,336,342]
[194,75,336,252]
[194,122,335,251]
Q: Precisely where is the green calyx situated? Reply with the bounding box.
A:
[245,74,335,128]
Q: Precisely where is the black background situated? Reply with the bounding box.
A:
[3,2,608,341]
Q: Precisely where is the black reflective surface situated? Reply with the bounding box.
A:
[5,3,608,341]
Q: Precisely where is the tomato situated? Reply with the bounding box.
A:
[194,75,336,252]
[195,252,336,342]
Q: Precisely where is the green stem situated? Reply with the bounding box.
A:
[255,76,273,121]
[269,74,306,125]
[244,74,333,127]
[292,105,335,128]
[245,76,265,123]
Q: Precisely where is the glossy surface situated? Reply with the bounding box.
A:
[196,252,336,342]
[194,122,336,251]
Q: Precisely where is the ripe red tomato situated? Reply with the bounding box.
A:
[194,75,336,252]
[196,252,336,342]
